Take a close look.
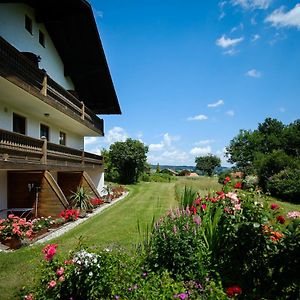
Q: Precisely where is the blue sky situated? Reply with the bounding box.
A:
[85,0,300,166]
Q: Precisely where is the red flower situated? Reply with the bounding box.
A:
[189,206,197,215]
[226,285,242,298]
[276,215,285,224]
[194,198,201,206]
[234,182,242,189]
[270,203,280,210]
[224,176,231,184]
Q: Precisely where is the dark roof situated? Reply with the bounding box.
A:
[4,0,121,114]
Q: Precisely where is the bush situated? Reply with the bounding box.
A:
[267,168,300,203]
[149,173,174,183]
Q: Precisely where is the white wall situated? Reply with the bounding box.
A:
[86,169,105,195]
[0,102,83,149]
[0,3,74,90]
[0,171,7,218]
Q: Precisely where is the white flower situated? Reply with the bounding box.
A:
[89,272,93,276]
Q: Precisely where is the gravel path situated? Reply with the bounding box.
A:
[32,192,129,245]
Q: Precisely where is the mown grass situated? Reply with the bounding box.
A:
[0,182,177,299]
[0,177,299,299]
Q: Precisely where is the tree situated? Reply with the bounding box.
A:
[195,154,221,177]
[156,163,161,173]
[109,138,148,184]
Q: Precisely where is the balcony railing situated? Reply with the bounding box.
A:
[0,36,103,133]
[0,129,103,167]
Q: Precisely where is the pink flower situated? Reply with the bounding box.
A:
[42,244,58,261]
[234,204,241,211]
[201,204,207,210]
[56,267,64,276]
[193,215,201,226]
[58,275,65,282]
[287,211,300,219]
[8,214,14,219]
[173,225,178,234]
[24,293,34,300]
[48,280,56,288]
[226,192,240,204]
[270,203,280,210]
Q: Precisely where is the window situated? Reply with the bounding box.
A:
[39,30,45,47]
[13,113,26,135]
[25,15,32,34]
[40,124,49,141]
[59,132,66,146]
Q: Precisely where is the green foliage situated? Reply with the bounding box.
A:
[179,186,197,209]
[195,154,221,177]
[145,173,175,183]
[226,118,300,202]
[109,138,148,184]
[267,168,300,203]
[156,163,160,173]
[70,186,93,211]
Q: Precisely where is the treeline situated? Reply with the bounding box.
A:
[226,118,300,203]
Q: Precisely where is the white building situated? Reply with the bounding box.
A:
[0,0,121,218]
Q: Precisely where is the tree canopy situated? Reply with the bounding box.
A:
[109,138,148,184]
[226,118,300,202]
[195,154,221,177]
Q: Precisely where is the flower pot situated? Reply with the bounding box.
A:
[3,237,22,249]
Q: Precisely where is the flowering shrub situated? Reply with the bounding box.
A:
[90,198,105,207]
[58,209,79,222]
[0,214,33,241]
[31,216,54,232]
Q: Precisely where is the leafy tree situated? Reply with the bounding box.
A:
[109,138,148,184]
[195,154,221,177]
[225,129,258,174]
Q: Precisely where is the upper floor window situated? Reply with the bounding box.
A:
[13,113,26,135]
[59,131,66,146]
[39,30,45,47]
[40,124,49,141]
[25,15,32,35]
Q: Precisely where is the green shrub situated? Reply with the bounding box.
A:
[267,168,300,203]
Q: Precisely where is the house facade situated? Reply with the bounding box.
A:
[0,0,121,218]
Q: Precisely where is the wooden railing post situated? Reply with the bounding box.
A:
[81,149,85,166]
[41,72,47,96]
[81,102,85,120]
[41,136,47,164]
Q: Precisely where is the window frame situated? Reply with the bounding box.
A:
[13,113,26,135]
[25,15,33,35]
[59,131,66,146]
[39,30,45,47]
[40,124,50,141]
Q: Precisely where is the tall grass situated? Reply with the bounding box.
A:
[179,186,197,209]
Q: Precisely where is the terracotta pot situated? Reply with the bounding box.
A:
[3,237,22,249]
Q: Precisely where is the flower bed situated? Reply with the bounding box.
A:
[20,181,300,299]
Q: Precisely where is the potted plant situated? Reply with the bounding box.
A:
[70,186,93,217]
[0,214,33,249]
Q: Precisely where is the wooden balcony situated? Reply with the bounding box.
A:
[0,129,103,169]
[0,36,103,134]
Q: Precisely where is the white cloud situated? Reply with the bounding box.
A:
[84,136,99,145]
[148,133,179,152]
[226,110,235,117]
[93,9,103,18]
[216,147,231,167]
[105,127,128,145]
[208,99,224,108]
[187,114,208,121]
[190,146,212,156]
[224,48,240,56]
[231,23,244,33]
[232,0,272,10]
[219,1,227,19]
[265,4,300,30]
[216,35,244,48]
[148,150,190,165]
[245,69,262,78]
[195,139,215,145]
[251,34,261,42]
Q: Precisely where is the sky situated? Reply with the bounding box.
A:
[85,0,300,166]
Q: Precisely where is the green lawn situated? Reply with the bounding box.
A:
[0,178,299,299]
[0,182,177,299]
